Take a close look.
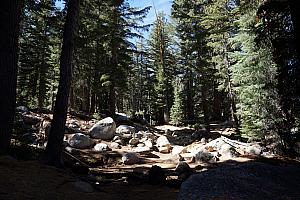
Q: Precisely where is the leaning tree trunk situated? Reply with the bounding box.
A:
[45,0,80,166]
[0,1,22,154]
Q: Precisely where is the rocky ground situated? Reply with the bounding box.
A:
[2,107,300,200]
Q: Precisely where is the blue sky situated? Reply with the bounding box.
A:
[56,0,172,24]
[56,0,173,38]
[128,0,173,39]
[128,0,172,24]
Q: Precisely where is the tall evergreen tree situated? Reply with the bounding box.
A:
[172,0,214,129]
[148,13,175,124]
[231,0,283,140]
[45,0,80,166]
[201,0,240,125]
[18,0,63,109]
[71,0,150,114]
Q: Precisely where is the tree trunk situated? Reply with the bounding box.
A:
[186,69,195,121]
[223,40,239,129]
[289,0,300,121]
[212,83,222,121]
[45,0,80,167]
[108,83,116,115]
[289,0,300,58]
[0,1,22,154]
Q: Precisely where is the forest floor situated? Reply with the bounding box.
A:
[1,111,300,199]
[0,156,179,200]
[1,153,300,200]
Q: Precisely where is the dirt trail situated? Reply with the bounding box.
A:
[0,156,179,200]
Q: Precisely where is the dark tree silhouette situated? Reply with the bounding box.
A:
[45,0,80,166]
[0,1,22,154]
[289,0,300,58]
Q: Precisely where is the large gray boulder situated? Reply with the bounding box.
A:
[68,133,94,149]
[178,162,300,200]
[219,143,239,159]
[88,117,116,140]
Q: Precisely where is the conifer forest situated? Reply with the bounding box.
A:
[1,0,300,199]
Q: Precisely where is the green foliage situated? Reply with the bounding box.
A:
[71,0,150,113]
[170,78,184,125]
[17,0,63,109]
[231,0,284,140]
[148,13,176,124]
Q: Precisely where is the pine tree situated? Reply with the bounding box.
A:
[172,0,214,129]
[231,0,283,140]
[201,0,240,125]
[71,0,150,114]
[170,77,184,125]
[18,0,63,109]
[148,13,175,124]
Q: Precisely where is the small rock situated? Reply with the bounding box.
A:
[175,162,193,180]
[156,135,170,147]
[148,165,166,185]
[65,146,79,154]
[113,136,120,141]
[115,112,129,122]
[135,131,144,139]
[175,162,191,174]
[129,138,139,146]
[116,125,136,135]
[144,140,153,148]
[16,106,29,113]
[200,138,206,144]
[114,139,123,145]
[68,122,80,129]
[159,145,172,153]
[195,149,218,163]
[94,143,110,151]
[110,142,121,149]
[137,143,145,147]
[122,152,140,165]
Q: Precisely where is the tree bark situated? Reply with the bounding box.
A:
[45,0,80,166]
[0,1,22,154]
